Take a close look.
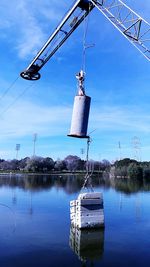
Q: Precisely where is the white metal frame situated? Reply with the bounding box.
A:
[20,0,150,80]
[91,0,150,61]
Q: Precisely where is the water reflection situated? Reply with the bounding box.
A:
[69,226,104,265]
[0,174,150,194]
[0,203,16,235]
[0,174,150,267]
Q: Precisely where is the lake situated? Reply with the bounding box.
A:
[0,174,150,267]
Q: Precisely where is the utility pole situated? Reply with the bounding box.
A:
[98,154,101,173]
[132,136,141,161]
[80,148,85,159]
[118,141,122,160]
[33,133,37,157]
[15,144,20,160]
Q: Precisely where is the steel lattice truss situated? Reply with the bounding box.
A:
[20,0,150,80]
[91,0,150,61]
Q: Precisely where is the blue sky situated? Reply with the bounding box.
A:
[0,0,150,161]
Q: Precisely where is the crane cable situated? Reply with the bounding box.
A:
[80,9,94,191]
[77,5,94,96]
[81,4,91,73]
[81,136,94,192]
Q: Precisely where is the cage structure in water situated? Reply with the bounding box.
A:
[70,192,104,229]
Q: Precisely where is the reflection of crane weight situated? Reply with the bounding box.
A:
[69,226,104,263]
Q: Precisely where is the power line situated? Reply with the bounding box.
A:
[0,83,35,117]
[0,76,20,101]
[131,136,141,161]
[118,141,122,160]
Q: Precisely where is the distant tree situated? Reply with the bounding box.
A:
[143,169,150,180]
[54,160,66,171]
[114,158,138,178]
[115,158,137,168]
[9,159,19,170]
[127,163,143,179]
[24,156,43,172]
[42,157,54,172]
[24,156,54,172]
[18,157,30,170]
[101,159,111,170]
[0,159,19,171]
[64,155,82,172]
[85,160,95,173]
[92,161,100,171]
[0,160,11,171]
[114,165,128,178]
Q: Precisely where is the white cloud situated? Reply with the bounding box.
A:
[1,0,149,60]
[0,97,150,160]
[90,105,150,133]
[0,100,71,139]
[0,96,150,143]
[14,1,49,58]
[0,0,72,58]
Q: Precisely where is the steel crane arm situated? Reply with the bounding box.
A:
[20,0,150,81]
[91,0,150,61]
[20,0,94,80]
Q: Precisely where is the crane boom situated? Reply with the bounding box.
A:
[91,0,150,61]
[20,0,150,80]
[20,0,94,80]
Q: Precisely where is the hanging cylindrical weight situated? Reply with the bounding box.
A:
[68,95,91,138]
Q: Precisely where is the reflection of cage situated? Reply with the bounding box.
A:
[69,226,104,262]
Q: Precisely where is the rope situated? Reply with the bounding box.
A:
[81,136,94,192]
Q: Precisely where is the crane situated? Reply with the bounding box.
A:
[20,0,150,81]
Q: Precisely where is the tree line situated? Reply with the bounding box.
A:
[1,155,150,179]
[113,158,150,179]
[0,155,111,173]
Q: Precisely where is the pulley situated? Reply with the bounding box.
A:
[20,65,41,81]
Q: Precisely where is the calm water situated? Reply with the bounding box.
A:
[0,174,150,267]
